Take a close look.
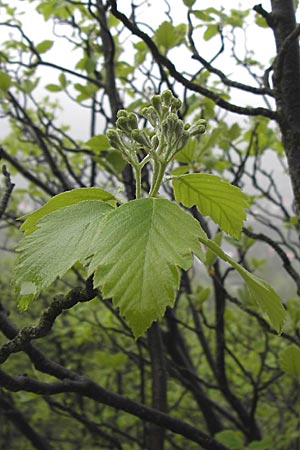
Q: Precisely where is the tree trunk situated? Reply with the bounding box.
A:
[270,0,300,221]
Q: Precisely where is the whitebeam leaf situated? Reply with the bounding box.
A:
[20,187,116,235]
[201,239,285,333]
[88,198,206,338]
[16,201,113,310]
[172,173,250,239]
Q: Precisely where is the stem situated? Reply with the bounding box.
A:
[134,166,142,199]
[149,162,167,197]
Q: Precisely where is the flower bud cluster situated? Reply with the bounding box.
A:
[106,109,142,167]
[140,90,206,163]
[107,90,206,168]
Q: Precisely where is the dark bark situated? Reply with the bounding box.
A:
[147,323,168,450]
[270,0,300,219]
[0,391,54,450]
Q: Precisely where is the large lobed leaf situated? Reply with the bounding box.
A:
[88,198,205,338]
[20,187,116,235]
[16,201,113,310]
[173,173,250,239]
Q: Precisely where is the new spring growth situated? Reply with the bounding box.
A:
[106,90,206,197]
[107,90,206,165]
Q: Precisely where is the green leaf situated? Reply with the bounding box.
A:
[154,21,186,51]
[205,231,222,268]
[201,239,285,332]
[248,439,273,450]
[279,345,300,379]
[58,73,67,88]
[16,201,114,310]
[45,84,62,92]
[88,198,206,338]
[215,430,244,450]
[20,187,116,235]
[85,135,110,152]
[35,40,54,54]
[0,71,11,91]
[172,173,250,239]
[203,24,219,41]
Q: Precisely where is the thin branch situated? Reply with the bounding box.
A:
[0,165,15,219]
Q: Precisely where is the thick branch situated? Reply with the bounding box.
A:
[0,369,229,450]
[109,0,277,120]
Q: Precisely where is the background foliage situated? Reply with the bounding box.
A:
[0,1,300,449]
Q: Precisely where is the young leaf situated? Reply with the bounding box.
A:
[45,84,62,92]
[20,187,116,235]
[154,21,186,51]
[16,201,114,310]
[201,239,285,332]
[0,70,12,91]
[88,198,206,338]
[279,345,300,379]
[173,173,250,239]
[35,39,54,54]
[85,135,110,152]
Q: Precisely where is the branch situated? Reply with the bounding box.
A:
[253,4,274,28]
[108,0,277,120]
[0,369,229,450]
[0,146,57,196]
[0,164,15,219]
[0,390,54,450]
[243,228,300,295]
[0,287,96,365]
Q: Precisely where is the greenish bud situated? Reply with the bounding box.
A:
[127,112,138,130]
[141,106,159,128]
[184,123,191,130]
[161,105,169,116]
[151,135,159,149]
[107,129,123,150]
[171,98,182,112]
[161,89,173,105]
[132,129,151,148]
[162,114,182,142]
[117,109,128,118]
[116,116,130,132]
[174,118,184,139]
[189,119,206,136]
[151,95,162,113]
[176,130,189,152]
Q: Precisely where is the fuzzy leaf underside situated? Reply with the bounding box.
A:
[173,173,250,239]
[88,198,205,338]
[16,201,113,310]
[202,239,285,333]
[20,187,116,235]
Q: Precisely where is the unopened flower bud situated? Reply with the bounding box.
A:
[161,89,173,106]
[189,119,206,136]
[127,112,138,130]
[171,98,182,112]
[151,135,159,149]
[117,109,127,118]
[116,116,130,132]
[141,106,159,128]
[151,95,162,113]
[107,129,123,150]
[132,129,151,148]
